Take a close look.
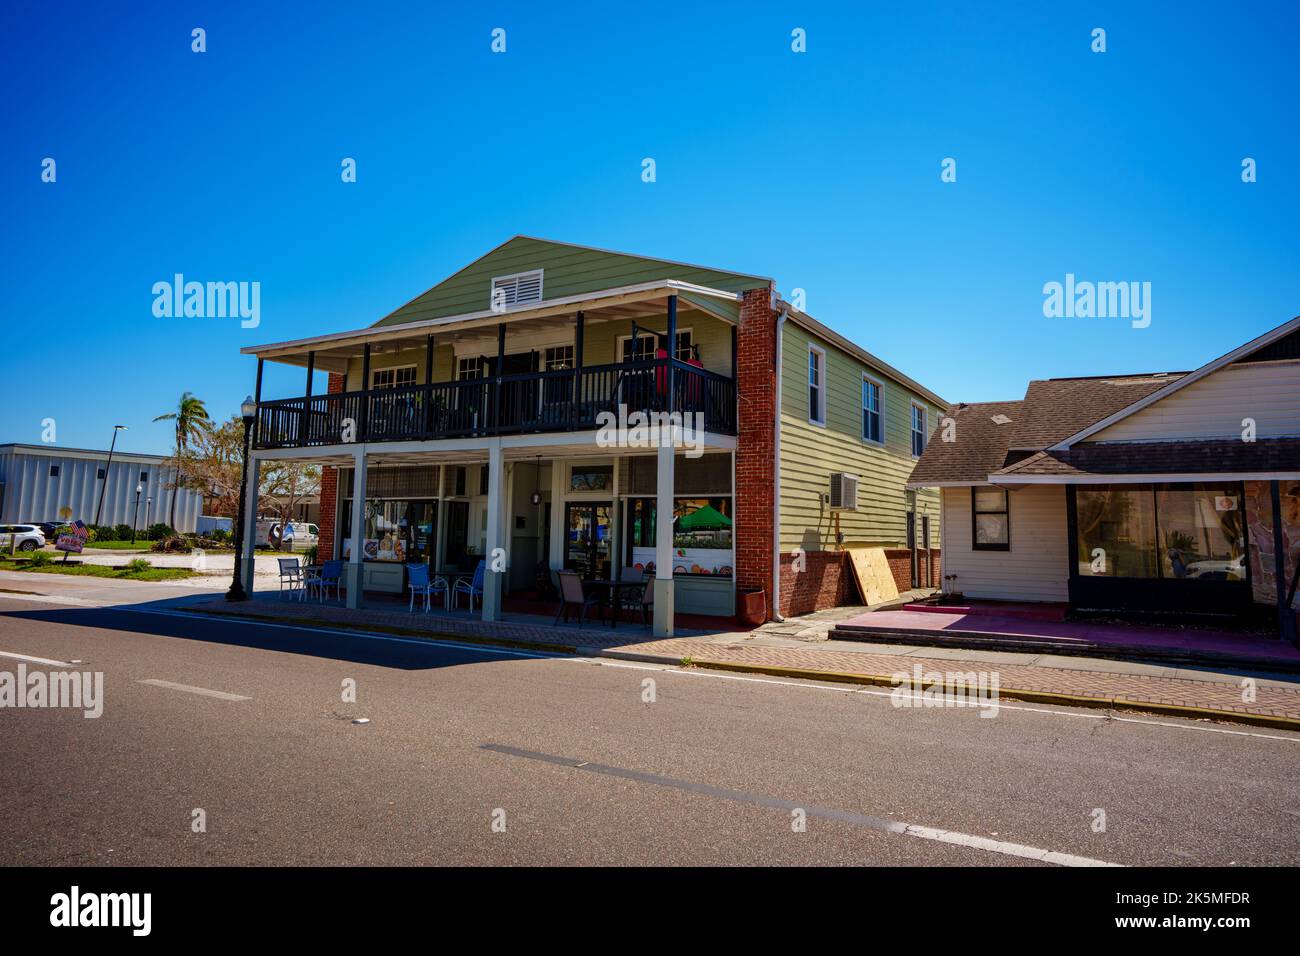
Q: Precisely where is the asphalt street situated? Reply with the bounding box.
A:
[1,596,1297,866]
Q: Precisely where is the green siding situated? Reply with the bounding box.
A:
[372,236,767,328]
[779,322,940,552]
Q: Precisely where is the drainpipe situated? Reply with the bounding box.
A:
[771,306,788,621]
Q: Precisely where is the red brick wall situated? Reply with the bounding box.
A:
[734,286,778,616]
[778,548,942,616]
[316,372,345,560]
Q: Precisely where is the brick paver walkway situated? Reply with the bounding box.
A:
[190,596,1300,726]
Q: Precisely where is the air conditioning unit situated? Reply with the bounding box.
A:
[828,472,859,511]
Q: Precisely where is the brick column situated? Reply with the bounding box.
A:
[316,372,345,560]
[734,286,777,618]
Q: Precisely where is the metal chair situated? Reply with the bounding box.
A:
[453,559,486,613]
[305,559,344,603]
[407,563,445,613]
[277,557,305,601]
[554,570,601,627]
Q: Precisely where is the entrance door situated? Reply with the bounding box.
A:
[444,500,471,570]
[564,502,612,580]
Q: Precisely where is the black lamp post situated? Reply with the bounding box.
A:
[227,396,257,602]
[93,424,128,527]
[131,484,143,544]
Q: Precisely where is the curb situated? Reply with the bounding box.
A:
[185,605,1300,733]
[668,658,1300,733]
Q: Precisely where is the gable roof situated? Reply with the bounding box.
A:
[371,235,772,329]
[906,401,1023,485]
[1048,315,1300,449]
[1009,374,1184,449]
[992,437,1300,482]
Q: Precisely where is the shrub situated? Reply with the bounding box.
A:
[125,558,152,573]
[145,523,175,541]
[113,524,133,541]
[26,551,53,568]
[209,528,231,543]
[304,545,318,566]
[91,525,117,542]
[150,535,191,553]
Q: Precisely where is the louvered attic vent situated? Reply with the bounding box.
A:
[491,269,544,309]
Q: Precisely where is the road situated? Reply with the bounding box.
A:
[1,595,1297,866]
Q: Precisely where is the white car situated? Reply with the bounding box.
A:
[0,524,47,552]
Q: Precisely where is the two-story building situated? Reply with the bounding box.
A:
[238,237,944,634]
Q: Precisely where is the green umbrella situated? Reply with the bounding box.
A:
[677,505,732,531]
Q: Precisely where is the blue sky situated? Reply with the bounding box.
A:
[4,1,1297,455]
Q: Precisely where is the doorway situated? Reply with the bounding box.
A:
[444,500,471,570]
[564,502,612,580]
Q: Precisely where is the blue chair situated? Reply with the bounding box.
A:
[453,559,487,613]
[407,563,437,613]
[305,559,344,603]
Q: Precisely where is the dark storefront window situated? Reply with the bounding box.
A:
[1075,483,1245,581]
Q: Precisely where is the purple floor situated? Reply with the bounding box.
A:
[837,609,1300,668]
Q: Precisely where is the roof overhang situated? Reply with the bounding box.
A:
[242,280,743,372]
[991,471,1300,485]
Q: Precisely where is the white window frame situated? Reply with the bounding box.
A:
[490,269,544,309]
[860,374,885,445]
[544,344,575,371]
[616,328,694,363]
[807,344,827,426]
[456,357,484,380]
[910,401,929,458]
[371,364,418,390]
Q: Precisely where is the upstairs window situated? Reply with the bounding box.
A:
[808,345,826,425]
[861,377,883,443]
[457,357,484,380]
[910,403,927,457]
[372,366,417,390]
[48,464,60,478]
[620,331,693,363]
[490,269,544,309]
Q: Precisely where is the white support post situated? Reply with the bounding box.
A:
[240,458,260,594]
[653,442,675,637]
[548,456,565,572]
[483,442,505,621]
[345,451,367,609]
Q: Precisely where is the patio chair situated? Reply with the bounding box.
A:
[618,576,654,627]
[406,563,447,613]
[304,559,344,603]
[277,557,305,601]
[453,559,486,613]
[554,570,602,628]
[619,565,645,583]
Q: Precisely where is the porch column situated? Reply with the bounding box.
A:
[653,440,675,637]
[549,455,565,570]
[345,450,367,609]
[240,457,260,594]
[483,441,505,621]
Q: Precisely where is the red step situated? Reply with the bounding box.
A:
[901,601,1068,623]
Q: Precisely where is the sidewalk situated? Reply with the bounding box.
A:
[186,593,1300,731]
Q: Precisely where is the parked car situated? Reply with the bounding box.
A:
[29,521,65,539]
[1,524,47,551]
[254,520,319,551]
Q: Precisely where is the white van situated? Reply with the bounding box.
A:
[254,520,319,551]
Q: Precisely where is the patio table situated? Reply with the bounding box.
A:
[582,578,645,629]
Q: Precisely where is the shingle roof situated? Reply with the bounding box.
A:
[906,401,1023,485]
[1008,374,1184,449]
[993,438,1300,478]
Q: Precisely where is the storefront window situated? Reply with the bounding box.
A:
[1075,483,1245,581]
[627,497,733,576]
[1155,485,1246,580]
[339,498,437,563]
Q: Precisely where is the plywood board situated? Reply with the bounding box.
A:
[843,545,899,607]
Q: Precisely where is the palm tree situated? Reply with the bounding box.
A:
[154,392,212,530]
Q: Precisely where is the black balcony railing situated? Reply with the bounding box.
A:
[253,357,737,450]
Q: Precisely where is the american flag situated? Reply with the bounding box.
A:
[71,520,88,540]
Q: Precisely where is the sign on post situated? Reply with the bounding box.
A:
[55,520,90,558]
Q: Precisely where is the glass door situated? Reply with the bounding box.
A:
[564,502,612,580]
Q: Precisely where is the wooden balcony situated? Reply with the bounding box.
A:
[253,357,737,450]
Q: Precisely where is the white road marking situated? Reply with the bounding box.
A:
[0,649,72,667]
[579,658,1300,743]
[137,679,250,701]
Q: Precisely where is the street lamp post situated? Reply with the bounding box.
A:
[93,424,128,527]
[227,396,257,602]
[131,484,143,544]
